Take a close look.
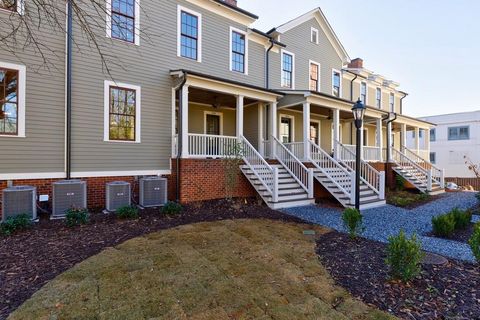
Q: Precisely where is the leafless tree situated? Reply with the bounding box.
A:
[464,156,480,178]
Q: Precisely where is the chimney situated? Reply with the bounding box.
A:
[348,58,363,69]
[223,0,237,6]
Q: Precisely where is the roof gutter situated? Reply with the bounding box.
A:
[66,0,73,179]
[175,72,188,203]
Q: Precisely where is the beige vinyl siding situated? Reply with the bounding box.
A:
[0,3,66,175]
[269,18,343,94]
[244,104,260,149]
[188,104,236,136]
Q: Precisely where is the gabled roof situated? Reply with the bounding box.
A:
[268,8,350,64]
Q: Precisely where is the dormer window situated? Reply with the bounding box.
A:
[311,27,319,44]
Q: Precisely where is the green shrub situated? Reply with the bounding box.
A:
[116,205,139,219]
[162,201,183,215]
[469,225,480,263]
[431,213,456,238]
[396,175,406,191]
[385,230,424,282]
[342,208,364,239]
[65,208,89,227]
[448,208,472,230]
[0,214,32,236]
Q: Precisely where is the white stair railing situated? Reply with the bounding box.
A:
[391,148,432,191]
[309,141,355,204]
[240,136,279,202]
[273,137,313,198]
[283,142,305,160]
[334,141,385,199]
[402,147,445,188]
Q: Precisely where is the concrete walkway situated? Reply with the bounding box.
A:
[282,192,480,262]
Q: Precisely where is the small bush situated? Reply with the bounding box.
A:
[469,225,480,263]
[342,208,364,239]
[162,201,183,215]
[0,214,31,236]
[116,205,139,219]
[448,208,472,230]
[431,213,456,238]
[65,208,89,227]
[385,230,424,282]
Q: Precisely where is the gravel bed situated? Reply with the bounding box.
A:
[283,192,479,262]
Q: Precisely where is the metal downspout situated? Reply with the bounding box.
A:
[265,39,274,89]
[66,0,73,179]
[175,73,188,202]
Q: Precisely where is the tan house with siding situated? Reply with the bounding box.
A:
[0,0,443,215]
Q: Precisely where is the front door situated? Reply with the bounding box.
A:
[310,122,319,145]
[280,117,292,143]
[206,114,221,135]
[205,114,221,156]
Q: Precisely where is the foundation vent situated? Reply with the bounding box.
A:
[139,177,167,207]
[106,181,131,212]
[1,186,37,222]
[52,180,87,218]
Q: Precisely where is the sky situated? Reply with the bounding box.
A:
[240,0,480,117]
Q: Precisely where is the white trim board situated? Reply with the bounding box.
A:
[0,172,66,180]
[71,170,171,178]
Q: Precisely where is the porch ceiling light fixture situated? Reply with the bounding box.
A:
[351,98,365,210]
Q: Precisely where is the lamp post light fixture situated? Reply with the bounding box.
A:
[352,99,366,210]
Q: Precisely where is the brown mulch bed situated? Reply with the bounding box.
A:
[316,231,480,320]
[0,198,304,320]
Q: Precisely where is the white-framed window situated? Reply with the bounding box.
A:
[448,126,469,141]
[389,93,395,112]
[360,82,367,105]
[229,27,248,74]
[281,49,295,89]
[104,80,141,143]
[430,152,436,164]
[376,87,381,108]
[106,0,140,45]
[0,0,24,15]
[0,61,26,138]
[310,27,319,44]
[279,114,294,143]
[309,60,320,91]
[332,69,341,98]
[430,128,436,142]
[177,5,202,62]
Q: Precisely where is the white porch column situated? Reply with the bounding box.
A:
[425,128,431,154]
[401,123,407,151]
[376,118,383,162]
[414,127,420,154]
[387,121,392,162]
[258,103,264,156]
[269,101,278,157]
[332,108,340,158]
[359,124,364,160]
[236,95,244,138]
[180,84,189,158]
[303,102,311,160]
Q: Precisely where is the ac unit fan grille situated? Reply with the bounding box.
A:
[2,186,37,222]
[106,182,131,211]
[140,178,167,207]
[52,180,87,217]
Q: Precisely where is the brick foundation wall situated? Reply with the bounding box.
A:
[169,158,256,203]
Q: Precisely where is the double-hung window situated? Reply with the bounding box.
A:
[430,128,436,142]
[107,0,139,45]
[0,62,25,137]
[104,81,141,143]
[376,88,381,108]
[389,93,395,112]
[332,70,341,97]
[311,27,319,44]
[448,126,469,141]
[230,28,247,74]
[430,152,436,164]
[178,6,202,61]
[281,50,294,89]
[309,62,319,91]
[360,82,367,105]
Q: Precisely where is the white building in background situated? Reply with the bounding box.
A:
[407,111,480,178]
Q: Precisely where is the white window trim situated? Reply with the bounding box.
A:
[203,111,224,135]
[103,80,141,143]
[281,49,295,89]
[177,5,202,62]
[332,68,342,98]
[309,60,320,92]
[229,26,248,75]
[0,61,26,138]
[278,114,295,142]
[376,87,382,109]
[389,93,395,112]
[106,0,141,46]
[360,81,367,105]
[310,27,319,44]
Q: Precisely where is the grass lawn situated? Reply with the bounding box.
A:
[9,219,394,320]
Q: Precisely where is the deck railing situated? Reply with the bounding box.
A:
[283,142,305,160]
[342,144,381,161]
[188,134,239,158]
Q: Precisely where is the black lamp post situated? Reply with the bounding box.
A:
[352,99,366,210]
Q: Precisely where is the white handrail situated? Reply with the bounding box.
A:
[273,137,313,197]
[391,147,431,190]
[402,147,444,187]
[309,140,355,204]
[240,136,278,202]
[334,141,385,198]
